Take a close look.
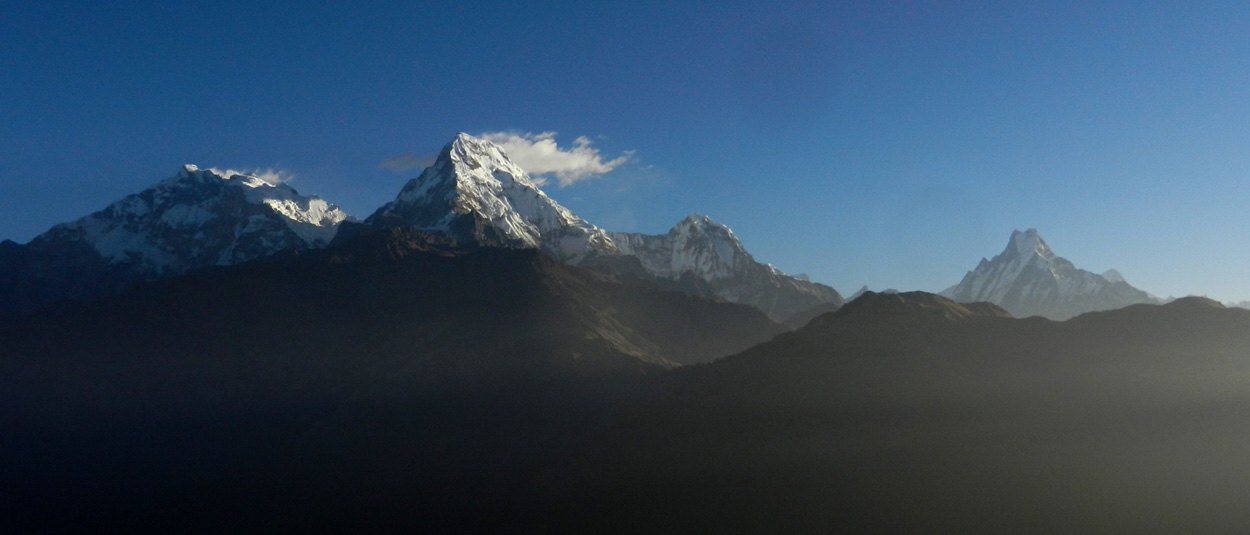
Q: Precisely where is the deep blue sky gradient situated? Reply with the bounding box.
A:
[4,1,1249,300]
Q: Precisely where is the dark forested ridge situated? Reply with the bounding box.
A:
[4,265,1250,532]
[0,227,783,426]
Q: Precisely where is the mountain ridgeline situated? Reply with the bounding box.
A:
[357,133,841,322]
[0,133,840,325]
[0,227,783,420]
[6,290,1250,533]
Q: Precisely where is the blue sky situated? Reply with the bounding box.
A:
[3,1,1249,301]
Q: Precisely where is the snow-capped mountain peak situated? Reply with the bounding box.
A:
[0,165,355,316]
[673,213,728,233]
[153,165,351,245]
[123,165,352,251]
[55,166,348,264]
[609,214,842,322]
[367,132,617,262]
[942,229,1156,319]
[612,213,749,281]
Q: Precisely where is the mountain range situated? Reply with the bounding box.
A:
[5,134,1185,326]
[3,132,1248,533]
[0,133,839,324]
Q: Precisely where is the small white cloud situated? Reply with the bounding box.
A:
[378,152,437,173]
[208,167,294,186]
[250,168,293,186]
[480,131,633,187]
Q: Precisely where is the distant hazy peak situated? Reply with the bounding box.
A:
[942,229,1157,320]
[846,285,871,302]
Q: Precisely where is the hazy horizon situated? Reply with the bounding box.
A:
[4,1,1248,301]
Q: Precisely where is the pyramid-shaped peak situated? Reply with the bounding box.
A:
[449,132,503,157]
[365,133,617,262]
[449,131,500,155]
[1007,228,1053,258]
[431,132,539,189]
[943,228,1158,319]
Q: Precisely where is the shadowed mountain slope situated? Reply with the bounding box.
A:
[0,227,782,430]
[8,291,1250,533]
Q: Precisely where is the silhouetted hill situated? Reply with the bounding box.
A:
[0,227,782,431]
[781,301,840,328]
[6,290,1250,533]
[573,292,1250,533]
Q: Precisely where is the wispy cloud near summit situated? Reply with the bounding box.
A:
[480,131,633,187]
[207,167,294,186]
